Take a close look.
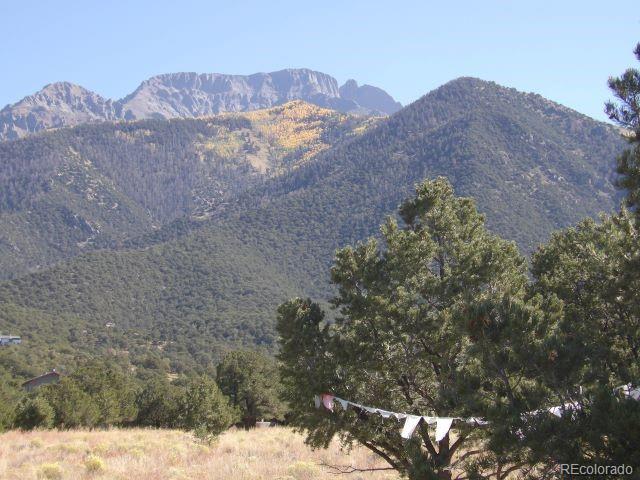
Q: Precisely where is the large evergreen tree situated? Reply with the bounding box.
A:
[216,349,287,427]
[69,360,139,426]
[41,377,100,429]
[606,42,640,215]
[527,211,640,469]
[277,178,548,479]
[134,375,181,428]
[514,42,640,472]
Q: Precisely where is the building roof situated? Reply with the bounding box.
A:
[22,370,60,387]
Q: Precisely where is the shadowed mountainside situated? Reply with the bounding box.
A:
[0,102,371,278]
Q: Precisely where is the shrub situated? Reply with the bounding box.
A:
[0,375,22,432]
[37,463,63,480]
[287,461,319,480]
[14,396,54,430]
[41,378,99,428]
[134,376,179,428]
[178,376,238,442]
[84,454,106,473]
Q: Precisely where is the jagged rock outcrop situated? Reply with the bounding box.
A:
[0,69,401,140]
[117,69,360,119]
[339,79,402,115]
[0,82,117,141]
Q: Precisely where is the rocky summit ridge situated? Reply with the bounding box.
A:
[0,69,401,140]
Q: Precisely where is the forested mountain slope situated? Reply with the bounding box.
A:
[0,102,369,278]
[0,77,624,375]
[253,77,621,250]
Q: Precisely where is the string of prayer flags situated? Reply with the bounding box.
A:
[319,395,460,441]
[318,393,572,441]
[315,383,639,443]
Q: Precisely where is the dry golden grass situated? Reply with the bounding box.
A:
[0,427,400,480]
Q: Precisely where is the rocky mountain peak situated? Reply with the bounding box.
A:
[0,69,401,140]
[0,82,117,141]
[338,79,360,98]
[118,68,346,120]
[339,79,402,115]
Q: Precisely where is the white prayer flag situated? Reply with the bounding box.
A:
[321,393,335,411]
[467,417,489,426]
[548,402,576,417]
[615,384,640,400]
[548,406,563,417]
[435,418,454,442]
[630,388,640,401]
[400,415,422,439]
[336,398,349,411]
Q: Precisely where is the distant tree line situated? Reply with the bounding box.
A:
[0,349,286,442]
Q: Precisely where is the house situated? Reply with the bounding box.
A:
[0,335,21,346]
[22,370,60,392]
[255,419,276,428]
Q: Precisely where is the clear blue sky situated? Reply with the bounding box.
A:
[1,1,638,120]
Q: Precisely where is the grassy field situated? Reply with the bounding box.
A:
[0,427,399,480]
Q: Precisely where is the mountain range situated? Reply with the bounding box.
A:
[0,69,401,141]
[0,101,370,278]
[0,76,624,376]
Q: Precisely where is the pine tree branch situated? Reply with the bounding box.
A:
[360,439,401,470]
[417,422,438,457]
[448,433,471,458]
[319,462,396,475]
[450,449,482,468]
